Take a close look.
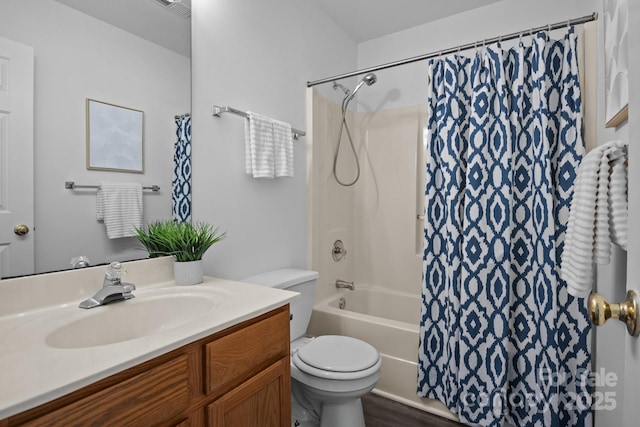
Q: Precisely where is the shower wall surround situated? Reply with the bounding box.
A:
[309,90,426,299]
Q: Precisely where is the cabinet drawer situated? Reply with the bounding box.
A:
[206,308,289,394]
[25,355,190,426]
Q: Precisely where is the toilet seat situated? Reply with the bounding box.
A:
[293,335,381,380]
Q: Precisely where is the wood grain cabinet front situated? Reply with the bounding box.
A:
[1,306,291,427]
[22,355,190,427]
[206,306,289,395]
[207,358,291,427]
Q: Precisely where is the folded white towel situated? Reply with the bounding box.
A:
[96,182,143,239]
[245,112,275,178]
[273,118,294,177]
[561,140,628,297]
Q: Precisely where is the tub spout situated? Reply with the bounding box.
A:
[336,279,355,290]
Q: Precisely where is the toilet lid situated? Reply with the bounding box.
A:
[296,335,379,372]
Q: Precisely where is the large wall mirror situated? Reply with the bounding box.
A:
[0,0,191,277]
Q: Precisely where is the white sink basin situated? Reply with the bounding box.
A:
[2,287,222,350]
[46,293,217,349]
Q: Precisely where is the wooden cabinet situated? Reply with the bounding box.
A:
[207,358,290,426]
[1,306,291,427]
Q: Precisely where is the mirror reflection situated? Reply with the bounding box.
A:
[0,0,190,277]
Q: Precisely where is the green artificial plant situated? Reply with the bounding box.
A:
[135,220,226,262]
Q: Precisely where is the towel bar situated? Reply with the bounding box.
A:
[65,181,160,192]
[212,104,306,140]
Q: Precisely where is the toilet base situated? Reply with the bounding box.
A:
[320,398,365,427]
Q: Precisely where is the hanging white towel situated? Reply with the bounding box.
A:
[561,140,628,297]
[273,118,294,177]
[609,156,628,249]
[245,111,275,178]
[96,182,143,239]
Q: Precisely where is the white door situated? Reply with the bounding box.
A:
[593,1,640,425]
[0,36,34,278]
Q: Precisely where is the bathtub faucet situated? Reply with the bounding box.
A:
[335,279,355,291]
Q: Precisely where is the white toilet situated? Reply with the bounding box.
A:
[243,269,381,427]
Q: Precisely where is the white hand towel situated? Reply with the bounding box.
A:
[273,118,294,177]
[561,140,628,297]
[96,182,143,239]
[245,112,275,178]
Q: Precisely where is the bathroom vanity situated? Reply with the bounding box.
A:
[0,258,296,426]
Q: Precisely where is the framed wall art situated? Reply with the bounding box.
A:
[86,98,144,173]
[604,0,629,128]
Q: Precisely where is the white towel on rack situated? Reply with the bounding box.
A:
[609,156,628,249]
[245,112,275,178]
[96,182,143,239]
[273,118,294,177]
[561,140,628,297]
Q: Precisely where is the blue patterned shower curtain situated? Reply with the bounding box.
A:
[418,28,592,427]
[173,114,192,223]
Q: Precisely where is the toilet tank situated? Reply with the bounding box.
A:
[242,269,319,342]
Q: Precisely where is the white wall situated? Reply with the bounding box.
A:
[0,0,190,273]
[190,0,357,280]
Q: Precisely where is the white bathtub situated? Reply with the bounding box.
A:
[307,287,457,421]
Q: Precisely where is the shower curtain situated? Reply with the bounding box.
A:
[418,28,591,427]
[173,114,192,223]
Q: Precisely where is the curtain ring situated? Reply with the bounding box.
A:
[567,19,571,29]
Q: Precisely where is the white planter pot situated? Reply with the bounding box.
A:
[173,260,203,286]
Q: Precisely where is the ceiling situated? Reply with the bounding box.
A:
[310,0,502,42]
[54,0,502,56]
[55,0,191,57]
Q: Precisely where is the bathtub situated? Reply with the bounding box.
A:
[307,287,457,421]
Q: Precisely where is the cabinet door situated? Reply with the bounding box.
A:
[207,358,290,427]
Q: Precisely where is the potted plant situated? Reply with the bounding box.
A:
[135,220,226,285]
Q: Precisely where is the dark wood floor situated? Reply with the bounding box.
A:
[362,394,463,427]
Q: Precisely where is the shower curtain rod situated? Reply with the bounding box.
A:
[307,12,598,87]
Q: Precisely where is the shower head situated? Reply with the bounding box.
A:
[343,73,377,107]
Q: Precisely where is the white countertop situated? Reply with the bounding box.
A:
[0,259,297,419]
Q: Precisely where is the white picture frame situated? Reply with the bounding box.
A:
[604,0,629,128]
[86,98,144,173]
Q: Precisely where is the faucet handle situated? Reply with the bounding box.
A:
[103,262,126,287]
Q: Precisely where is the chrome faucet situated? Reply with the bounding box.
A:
[79,262,136,309]
[335,279,355,291]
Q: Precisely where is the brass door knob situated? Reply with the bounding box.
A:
[13,224,29,236]
[588,291,639,337]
